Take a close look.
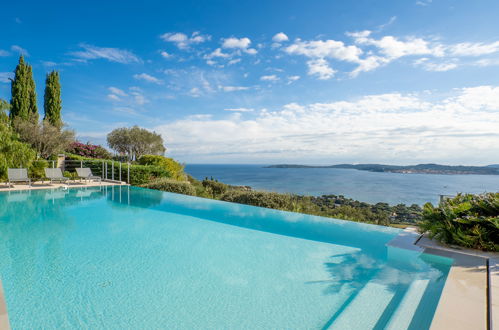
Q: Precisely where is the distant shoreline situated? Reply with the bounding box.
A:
[265,163,499,175]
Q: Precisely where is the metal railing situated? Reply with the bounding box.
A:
[63,159,130,184]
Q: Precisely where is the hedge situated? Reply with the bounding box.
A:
[141,178,196,196]
[64,154,171,185]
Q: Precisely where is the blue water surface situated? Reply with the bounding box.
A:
[0,186,451,329]
[186,164,499,205]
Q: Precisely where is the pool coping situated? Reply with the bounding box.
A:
[388,227,498,330]
[0,279,9,330]
[0,180,127,192]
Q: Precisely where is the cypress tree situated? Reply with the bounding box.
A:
[9,55,38,122]
[27,65,38,121]
[43,70,62,129]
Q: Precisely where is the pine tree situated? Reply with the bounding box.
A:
[43,70,62,129]
[9,56,38,122]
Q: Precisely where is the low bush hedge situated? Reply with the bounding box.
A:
[220,190,296,210]
[419,193,499,251]
[64,153,172,185]
[141,178,196,196]
[138,155,185,181]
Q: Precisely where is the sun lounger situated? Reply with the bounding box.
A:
[44,168,70,185]
[75,168,102,184]
[7,168,31,187]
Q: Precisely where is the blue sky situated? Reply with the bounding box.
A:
[1,0,499,164]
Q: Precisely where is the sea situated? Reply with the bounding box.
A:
[185,164,499,206]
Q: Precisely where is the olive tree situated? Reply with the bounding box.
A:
[13,118,75,159]
[107,126,166,160]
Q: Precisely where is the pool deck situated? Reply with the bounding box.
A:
[389,228,498,330]
[0,180,126,192]
[0,280,8,330]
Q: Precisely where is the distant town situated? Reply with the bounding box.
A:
[266,163,499,175]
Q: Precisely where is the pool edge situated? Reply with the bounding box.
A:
[0,278,9,330]
[389,228,496,330]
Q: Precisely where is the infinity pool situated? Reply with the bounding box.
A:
[0,186,452,329]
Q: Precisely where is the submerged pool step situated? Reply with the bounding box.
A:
[385,279,430,330]
[328,281,396,329]
[328,278,430,330]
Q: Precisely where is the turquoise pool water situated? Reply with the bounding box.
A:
[0,186,452,329]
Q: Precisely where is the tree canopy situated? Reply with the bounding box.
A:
[0,98,36,178]
[107,126,166,160]
[10,56,38,122]
[43,70,62,129]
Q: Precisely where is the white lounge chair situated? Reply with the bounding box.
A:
[44,168,70,185]
[7,168,31,187]
[76,168,101,184]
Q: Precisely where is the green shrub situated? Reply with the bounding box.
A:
[128,164,171,186]
[29,160,49,179]
[0,119,36,179]
[419,193,499,251]
[220,190,296,210]
[141,178,196,196]
[138,155,185,181]
[202,179,229,197]
[65,154,171,185]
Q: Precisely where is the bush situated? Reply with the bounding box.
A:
[29,160,48,179]
[67,141,112,159]
[202,179,229,197]
[127,164,171,185]
[220,190,295,210]
[141,178,196,196]
[0,118,36,179]
[419,193,499,251]
[138,155,185,181]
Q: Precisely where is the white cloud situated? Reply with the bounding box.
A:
[0,72,13,83]
[285,39,362,62]
[219,85,250,92]
[222,37,257,54]
[351,32,441,59]
[108,87,127,97]
[154,85,499,163]
[272,33,289,43]
[447,42,499,57]
[133,73,163,84]
[307,59,336,80]
[260,75,279,81]
[416,0,432,6]
[224,108,254,112]
[414,58,458,72]
[11,45,29,56]
[205,48,230,59]
[107,94,121,101]
[160,51,172,58]
[71,44,140,63]
[223,37,251,49]
[189,87,202,98]
[160,31,210,49]
[0,50,9,57]
[287,75,301,84]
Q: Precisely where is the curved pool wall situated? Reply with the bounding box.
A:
[0,186,452,329]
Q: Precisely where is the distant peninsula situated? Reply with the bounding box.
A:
[265,163,499,175]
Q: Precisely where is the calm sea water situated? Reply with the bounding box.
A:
[185,164,499,205]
